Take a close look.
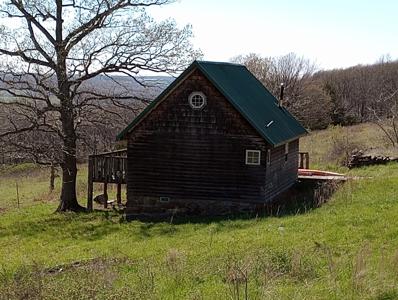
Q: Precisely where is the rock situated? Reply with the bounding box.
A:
[94,193,108,204]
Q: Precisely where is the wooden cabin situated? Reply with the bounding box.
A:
[113,61,307,215]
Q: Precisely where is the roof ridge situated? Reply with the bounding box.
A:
[196,60,244,67]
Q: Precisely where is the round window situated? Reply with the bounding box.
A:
[188,92,206,109]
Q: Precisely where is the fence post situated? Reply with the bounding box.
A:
[16,182,20,209]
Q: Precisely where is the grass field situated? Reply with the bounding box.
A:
[0,123,398,299]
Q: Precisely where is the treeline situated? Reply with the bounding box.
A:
[233,54,398,130]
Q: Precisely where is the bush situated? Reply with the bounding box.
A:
[328,125,363,166]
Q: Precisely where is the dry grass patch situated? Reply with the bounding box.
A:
[301,123,398,168]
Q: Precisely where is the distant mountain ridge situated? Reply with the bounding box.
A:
[0,75,174,99]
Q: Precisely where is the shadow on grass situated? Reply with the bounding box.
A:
[126,179,343,225]
[0,180,342,241]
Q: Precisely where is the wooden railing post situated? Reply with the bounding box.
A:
[104,157,108,209]
[299,153,304,169]
[87,156,93,212]
[298,152,310,170]
[116,183,122,205]
[103,179,108,209]
[305,153,310,169]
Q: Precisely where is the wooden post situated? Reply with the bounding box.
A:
[298,152,310,169]
[299,153,304,169]
[103,180,108,209]
[104,157,108,209]
[87,156,93,212]
[305,153,310,169]
[116,183,122,205]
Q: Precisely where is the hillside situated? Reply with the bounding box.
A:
[0,124,398,299]
[301,123,398,169]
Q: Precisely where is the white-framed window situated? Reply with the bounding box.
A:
[159,197,170,203]
[266,149,271,165]
[245,150,261,165]
[284,143,289,162]
[188,91,206,109]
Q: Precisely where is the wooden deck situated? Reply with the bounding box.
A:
[297,153,347,181]
[87,149,127,211]
[298,169,347,181]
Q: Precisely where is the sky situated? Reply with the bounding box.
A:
[148,0,398,70]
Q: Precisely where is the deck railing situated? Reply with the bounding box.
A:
[87,149,127,211]
[299,152,310,169]
[90,150,127,183]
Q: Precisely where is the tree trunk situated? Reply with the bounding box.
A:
[54,3,84,212]
[56,136,85,212]
[56,104,85,212]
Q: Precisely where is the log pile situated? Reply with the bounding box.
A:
[347,150,397,169]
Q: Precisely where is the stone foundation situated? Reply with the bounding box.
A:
[124,179,342,220]
[125,196,261,217]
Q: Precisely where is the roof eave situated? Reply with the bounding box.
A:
[272,132,308,148]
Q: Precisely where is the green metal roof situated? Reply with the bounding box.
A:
[117,60,307,146]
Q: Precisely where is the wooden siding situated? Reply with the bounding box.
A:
[265,139,299,201]
[126,69,299,211]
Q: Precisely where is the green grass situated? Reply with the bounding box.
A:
[1,124,398,299]
[0,164,58,211]
[0,164,121,212]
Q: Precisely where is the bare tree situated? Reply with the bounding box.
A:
[316,59,398,125]
[232,53,272,84]
[291,82,332,129]
[232,53,319,126]
[0,0,200,212]
[1,128,61,191]
[368,89,398,147]
[267,53,317,106]
[232,53,316,105]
